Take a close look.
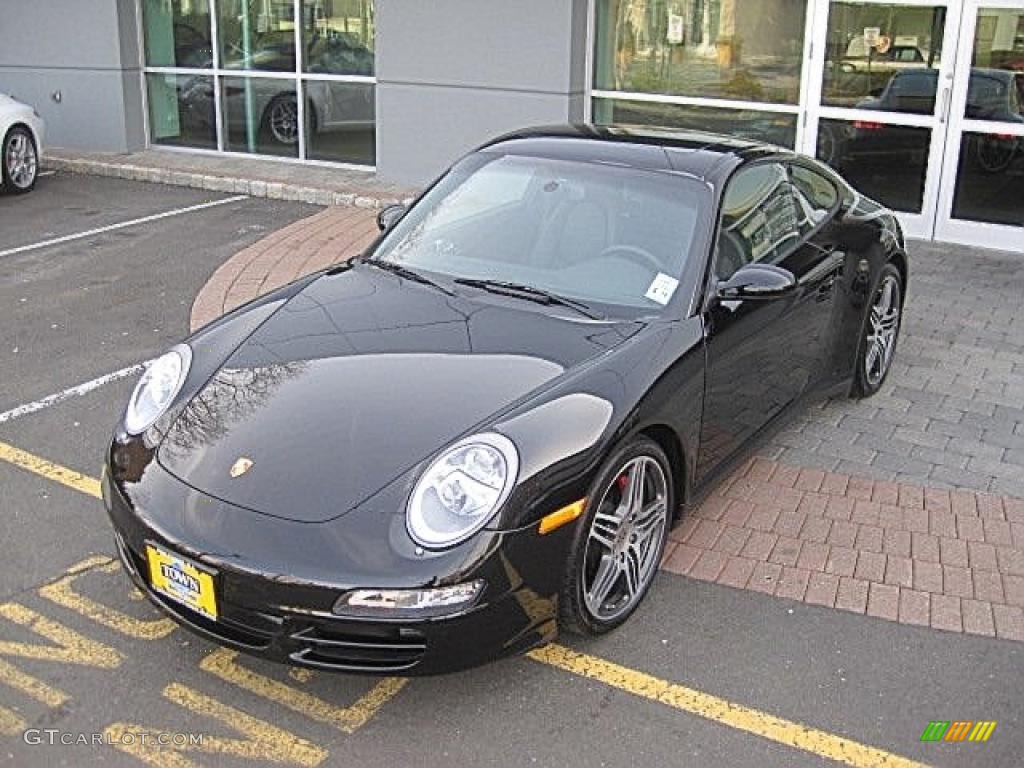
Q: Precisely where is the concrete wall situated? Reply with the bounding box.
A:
[0,0,144,152]
[375,0,590,185]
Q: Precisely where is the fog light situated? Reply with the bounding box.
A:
[333,580,484,618]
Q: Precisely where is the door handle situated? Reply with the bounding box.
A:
[939,85,952,124]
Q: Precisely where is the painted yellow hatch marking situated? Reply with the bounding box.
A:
[1,439,939,767]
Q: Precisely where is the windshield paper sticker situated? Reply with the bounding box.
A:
[645,273,679,305]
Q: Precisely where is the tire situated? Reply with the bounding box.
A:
[560,436,674,637]
[261,94,299,146]
[852,262,903,398]
[973,134,1015,174]
[2,125,38,194]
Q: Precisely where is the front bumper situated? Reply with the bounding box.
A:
[102,460,570,676]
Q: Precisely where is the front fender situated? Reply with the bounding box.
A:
[114,271,324,443]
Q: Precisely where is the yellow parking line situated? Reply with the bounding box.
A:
[1,440,936,767]
[39,558,178,640]
[0,439,101,499]
[529,644,933,768]
[106,682,327,768]
[200,648,407,733]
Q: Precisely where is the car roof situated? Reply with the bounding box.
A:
[895,66,1019,82]
[479,124,788,183]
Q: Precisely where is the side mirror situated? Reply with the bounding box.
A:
[376,204,407,232]
[717,263,798,301]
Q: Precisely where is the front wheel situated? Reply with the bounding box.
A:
[852,263,903,398]
[2,126,38,194]
[560,437,674,636]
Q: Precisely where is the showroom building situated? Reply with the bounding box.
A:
[2,0,1022,251]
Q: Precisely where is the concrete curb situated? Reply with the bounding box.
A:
[45,155,409,210]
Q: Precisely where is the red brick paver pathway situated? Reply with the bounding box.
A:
[190,209,1024,643]
[190,207,378,330]
[664,457,1024,641]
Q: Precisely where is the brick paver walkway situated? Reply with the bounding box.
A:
[664,456,1024,641]
[190,206,378,330]
[188,208,1024,643]
[766,240,1024,498]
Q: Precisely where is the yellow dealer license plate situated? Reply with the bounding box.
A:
[146,543,218,620]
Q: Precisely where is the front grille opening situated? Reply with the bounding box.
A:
[159,598,273,649]
[290,624,426,672]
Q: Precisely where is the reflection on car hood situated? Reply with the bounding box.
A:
[158,264,638,522]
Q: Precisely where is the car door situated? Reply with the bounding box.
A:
[696,161,842,483]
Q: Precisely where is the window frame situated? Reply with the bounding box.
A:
[138,0,377,170]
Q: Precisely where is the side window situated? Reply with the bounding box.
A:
[790,164,840,227]
[715,163,803,281]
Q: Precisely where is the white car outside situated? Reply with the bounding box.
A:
[1,93,45,194]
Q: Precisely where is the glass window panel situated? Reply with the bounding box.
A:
[146,73,216,149]
[822,2,946,114]
[593,97,798,148]
[304,81,375,164]
[816,118,930,212]
[965,8,1024,121]
[142,0,213,68]
[594,0,807,104]
[300,0,375,75]
[951,132,1024,225]
[790,164,840,212]
[716,163,806,280]
[218,0,296,71]
[221,77,299,157]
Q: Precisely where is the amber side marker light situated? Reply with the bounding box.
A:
[538,499,587,535]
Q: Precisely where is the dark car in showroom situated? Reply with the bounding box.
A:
[830,67,1024,172]
[103,125,907,675]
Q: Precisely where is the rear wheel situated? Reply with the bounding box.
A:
[560,437,674,636]
[974,134,1016,173]
[262,95,299,145]
[852,263,902,397]
[2,126,38,194]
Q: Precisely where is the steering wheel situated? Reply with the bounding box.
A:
[596,244,662,273]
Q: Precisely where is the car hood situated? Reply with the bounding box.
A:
[158,264,639,522]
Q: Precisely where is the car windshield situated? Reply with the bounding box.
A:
[370,153,705,313]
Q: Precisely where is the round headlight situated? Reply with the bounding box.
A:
[406,433,519,549]
[124,345,191,435]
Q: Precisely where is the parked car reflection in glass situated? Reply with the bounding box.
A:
[176,29,375,151]
[825,68,1024,173]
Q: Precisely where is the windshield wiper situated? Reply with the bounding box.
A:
[360,258,456,296]
[453,278,604,320]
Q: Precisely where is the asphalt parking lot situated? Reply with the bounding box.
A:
[1,172,1021,768]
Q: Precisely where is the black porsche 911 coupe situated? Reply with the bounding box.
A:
[103,125,906,675]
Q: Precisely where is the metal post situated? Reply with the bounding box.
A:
[242,0,256,152]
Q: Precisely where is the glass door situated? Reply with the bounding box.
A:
[935,0,1024,250]
[802,0,965,239]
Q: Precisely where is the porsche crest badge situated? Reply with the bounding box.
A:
[230,457,254,478]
